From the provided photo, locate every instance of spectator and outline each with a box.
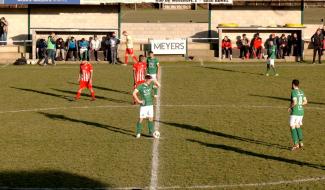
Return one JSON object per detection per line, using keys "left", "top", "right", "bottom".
{"left": 79, "top": 38, "right": 89, "bottom": 61}
{"left": 44, "top": 32, "right": 56, "bottom": 66}
{"left": 0, "top": 17, "right": 8, "bottom": 45}
{"left": 292, "top": 33, "right": 303, "bottom": 62}
{"left": 222, "top": 36, "right": 232, "bottom": 60}
{"left": 287, "top": 34, "right": 293, "bottom": 56}
{"left": 36, "top": 38, "right": 47, "bottom": 64}
{"left": 238, "top": 34, "right": 250, "bottom": 59}
{"left": 66, "top": 36, "right": 78, "bottom": 61}
{"left": 252, "top": 33, "right": 263, "bottom": 59}
{"left": 311, "top": 28, "right": 324, "bottom": 64}
{"left": 108, "top": 32, "right": 120, "bottom": 64}
{"left": 103, "top": 34, "right": 110, "bottom": 61}
{"left": 90, "top": 35, "right": 101, "bottom": 61}
{"left": 55, "top": 37, "right": 65, "bottom": 61}
{"left": 278, "top": 34, "right": 288, "bottom": 59}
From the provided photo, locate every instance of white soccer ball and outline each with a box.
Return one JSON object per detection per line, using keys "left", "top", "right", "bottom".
{"left": 153, "top": 131, "right": 160, "bottom": 139}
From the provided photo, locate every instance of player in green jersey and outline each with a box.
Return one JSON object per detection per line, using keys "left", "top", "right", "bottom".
{"left": 288, "top": 79, "right": 307, "bottom": 151}
{"left": 146, "top": 51, "right": 160, "bottom": 97}
{"left": 265, "top": 41, "right": 279, "bottom": 76}
{"left": 132, "top": 75, "right": 160, "bottom": 138}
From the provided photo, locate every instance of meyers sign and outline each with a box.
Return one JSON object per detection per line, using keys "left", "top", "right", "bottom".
{"left": 151, "top": 39, "right": 186, "bottom": 55}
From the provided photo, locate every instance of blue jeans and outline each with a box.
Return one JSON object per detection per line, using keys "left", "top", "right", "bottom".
{"left": 44, "top": 49, "right": 56, "bottom": 65}
{"left": 0, "top": 32, "right": 7, "bottom": 45}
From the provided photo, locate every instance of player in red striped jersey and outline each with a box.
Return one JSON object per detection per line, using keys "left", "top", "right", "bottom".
{"left": 132, "top": 55, "right": 147, "bottom": 104}
{"left": 75, "top": 60, "right": 96, "bottom": 101}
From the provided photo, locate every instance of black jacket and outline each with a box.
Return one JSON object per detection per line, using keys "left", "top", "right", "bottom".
{"left": 311, "top": 33, "right": 324, "bottom": 48}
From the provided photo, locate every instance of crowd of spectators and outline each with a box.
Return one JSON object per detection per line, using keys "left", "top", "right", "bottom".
{"left": 36, "top": 32, "right": 121, "bottom": 64}
{"left": 222, "top": 28, "right": 324, "bottom": 63}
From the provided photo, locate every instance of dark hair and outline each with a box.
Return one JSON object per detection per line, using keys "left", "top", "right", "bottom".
{"left": 139, "top": 54, "right": 144, "bottom": 60}
{"left": 145, "top": 75, "right": 152, "bottom": 80}
{"left": 149, "top": 51, "right": 154, "bottom": 54}
{"left": 292, "top": 79, "right": 299, "bottom": 87}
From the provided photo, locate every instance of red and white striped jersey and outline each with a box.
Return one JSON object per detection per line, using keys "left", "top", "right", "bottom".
{"left": 80, "top": 62, "right": 93, "bottom": 82}
{"left": 133, "top": 61, "right": 147, "bottom": 84}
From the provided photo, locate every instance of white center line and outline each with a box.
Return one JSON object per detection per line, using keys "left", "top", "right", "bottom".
{"left": 150, "top": 68, "right": 162, "bottom": 190}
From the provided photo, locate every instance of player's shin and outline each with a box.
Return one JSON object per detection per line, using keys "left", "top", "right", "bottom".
{"left": 290, "top": 127, "right": 299, "bottom": 145}
{"left": 125, "top": 55, "right": 128, "bottom": 64}
{"left": 136, "top": 121, "right": 143, "bottom": 135}
{"left": 148, "top": 120, "right": 155, "bottom": 135}
{"left": 296, "top": 126, "right": 303, "bottom": 141}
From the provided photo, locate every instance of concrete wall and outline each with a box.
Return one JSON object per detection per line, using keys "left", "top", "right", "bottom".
{"left": 211, "top": 7, "right": 302, "bottom": 28}
{"left": 121, "top": 23, "right": 209, "bottom": 42}
{"left": 30, "top": 6, "right": 118, "bottom": 30}
{"left": 0, "top": 9, "right": 28, "bottom": 41}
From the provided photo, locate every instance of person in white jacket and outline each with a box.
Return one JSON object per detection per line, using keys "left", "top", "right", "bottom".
{"left": 90, "top": 35, "right": 101, "bottom": 61}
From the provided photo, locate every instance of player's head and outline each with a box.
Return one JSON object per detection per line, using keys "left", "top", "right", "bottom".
{"left": 316, "top": 28, "right": 321, "bottom": 35}
{"left": 292, "top": 79, "right": 300, "bottom": 89}
{"left": 139, "top": 55, "right": 145, "bottom": 62}
{"left": 122, "top": 31, "right": 128, "bottom": 36}
{"left": 224, "top": 36, "right": 229, "bottom": 41}
{"left": 94, "top": 35, "right": 98, "bottom": 40}
{"left": 145, "top": 75, "right": 153, "bottom": 83}
{"left": 149, "top": 51, "right": 154, "bottom": 58}
{"left": 242, "top": 33, "right": 246, "bottom": 37}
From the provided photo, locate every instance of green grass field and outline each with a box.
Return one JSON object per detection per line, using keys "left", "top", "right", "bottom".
{"left": 0, "top": 63, "right": 325, "bottom": 189}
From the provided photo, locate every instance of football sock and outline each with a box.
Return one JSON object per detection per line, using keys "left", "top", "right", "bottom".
{"left": 148, "top": 121, "right": 154, "bottom": 135}
{"left": 136, "top": 122, "right": 143, "bottom": 134}
{"left": 296, "top": 127, "right": 303, "bottom": 141}
{"left": 291, "top": 128, "right": 299, "bottom": 145}
{"left": 90, "top": 88, "right": 95, "bottom": 98}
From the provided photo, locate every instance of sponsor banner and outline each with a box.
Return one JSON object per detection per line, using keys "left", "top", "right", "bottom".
{"left": 4, "top": 0, "right": 79, "bottom": 4}
{"left": 151, "top": 39, "right": 186, "bottom": 55}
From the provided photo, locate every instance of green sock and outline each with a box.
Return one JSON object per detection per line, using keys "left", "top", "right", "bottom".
{"left": 154, "top": 88, "right": 158, "bottom": 96}
{"left": 291, "top": 128, "right": 299, "bottom": 145}
{"left": 148, "top": 121, "right": 155, "bottom": 135}
{"left": 136, "top": 122, "right": 142, "bottom": 135}
{"left": 296, "top": 127, "right": 303, "bottom": 141}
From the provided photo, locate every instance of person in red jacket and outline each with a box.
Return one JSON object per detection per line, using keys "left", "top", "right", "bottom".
{"left": 252, "top": 33, "right": 263, "bottom": 59}
{"left": 222, "top": 36, "right": 232, "bottom": 60}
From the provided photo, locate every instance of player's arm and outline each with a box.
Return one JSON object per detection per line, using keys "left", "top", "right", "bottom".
{"left": 156, "top": 63, "right": 160, "bottom": 80}
{"left": 288, "top": 97, "right": 297, "bottom": 112}
{"left": 303, "top": 97, "right": 308, "bottom": 105}
{"left": 153, "top": 80, "right": 160, "bottom": 88}
{"left": 132, "top": 89, "right": 143, "bottom": 104}
{"left": 133, "top": 68, "right": 136, "bottom": 85}
{"left": 89, "top": 70, "right": 93, "bottom": 84}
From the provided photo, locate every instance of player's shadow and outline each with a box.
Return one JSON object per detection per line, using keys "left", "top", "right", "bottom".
{"left": 68, "top": 82, "right": 131, "bottom": 95}
{"left": 51, "top": 88, "right": 129, "bottom": 104}
{"left": 250, "top": 94, "right": 325, "bottom": 105}
{"left": 202, "top": 66, "right": 264, "bottom": 76}
{"left": 39, "top": 112, "right": 135, "bottom": 137}
{"left": 160, "top": 121, "right": 288, "bottom": 150}
{"left": 0, "top": 169, "right": 109, "bottom": 188}
{"left": 11, "top": 87, "right": 71, "bottom": 101}
{"left": 188, "top": 139, "right": 325, "bottom": 171}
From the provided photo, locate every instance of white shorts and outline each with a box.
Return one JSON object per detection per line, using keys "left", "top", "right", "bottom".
{"left": 149, "top": 74, "right": 157, "bottom": 81}
{"left": 267, "top": 59, "right": 275, "bottom": 66}
{"left": 289, "top": 115, "right": 303, "bottom": 127}
{"left": 140, "top": 105, "right": 154, "bottom": 119}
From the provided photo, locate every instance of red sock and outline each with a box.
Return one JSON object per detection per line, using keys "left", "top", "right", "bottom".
{"left": 125, "top": 56, "right": 128, "bottom": 64}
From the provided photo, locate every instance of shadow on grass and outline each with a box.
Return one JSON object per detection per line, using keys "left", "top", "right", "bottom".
{"left": 202, "top": 66, "right": 264, "bottom": 76}
{"left": 39, "top": 112, "right": 135, "bottom": 137}
{"left": 250, "top": 94, "right": 325, "bottom": 105}
{"left": 0, "top": 170, "right": 109, "bottom": 188}
{"left": 160, "top": 121, "right": 288, "bottom": 150}
{"left": 188, "top": 139, "right": 325, "bottom": 171}
{"left": 68, "top": 82, "right": 131, "bottom": 95}
{"left": 11, "top": 87, "right": 72, "bottom": 101}
{"left": 51, "top": 88, "right": 129, "bottom": 104}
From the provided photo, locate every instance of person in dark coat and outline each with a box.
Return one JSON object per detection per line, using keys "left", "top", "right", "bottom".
{"left": 311, "top": 28, "right": 324, "bottom": 64}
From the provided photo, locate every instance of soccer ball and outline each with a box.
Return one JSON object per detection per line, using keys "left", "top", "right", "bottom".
{"left": 153, "top": 131, "right": 160, "bottom": 139}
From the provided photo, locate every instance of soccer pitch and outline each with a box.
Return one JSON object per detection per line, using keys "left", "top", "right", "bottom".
{"left": 0, "top": 63, "right": 324, "bottom": 189}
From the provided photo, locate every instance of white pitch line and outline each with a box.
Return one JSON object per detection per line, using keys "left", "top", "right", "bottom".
{"left": 0, "top": 104, "right": 325, "bottom": 115}
{"left": 150, "top": 69, "right": 162, "bottom": 190}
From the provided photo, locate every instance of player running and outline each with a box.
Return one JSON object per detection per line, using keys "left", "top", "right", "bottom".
{"left": 288, "top": 79, "right": 307, "bottom": 151}
{"left": 122, "top": 31, "right": 138, "bottom": 65}
{"left": 146, "top": 51, "right": 160, "bottom": 97}
{"left": 265, "top": 41, "right": 279, "bottom": 76}
{"left": 75, "top": 60, "right": 96, "bottom": 101}
{"left": 132, "top": 75, "right": 160, "bottom": 138}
